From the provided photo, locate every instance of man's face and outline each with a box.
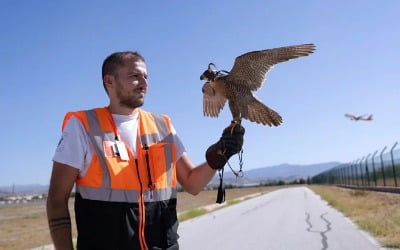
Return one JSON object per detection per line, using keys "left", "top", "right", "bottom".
{"left": 113, "top": 60, "right": 148, "bottom": 109}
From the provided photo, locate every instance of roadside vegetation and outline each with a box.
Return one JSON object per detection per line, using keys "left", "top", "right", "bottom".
{"left": 1, "top": 184, "right": 399, "bottom": 249}
{"left": 0, "top": 186, "right": 280, "bottom": 249}
{"left": 178, "top": 208, "right": 208, "bottom": 221}
{"left": 309, "top": 185, "right": 400, "bottom": 249}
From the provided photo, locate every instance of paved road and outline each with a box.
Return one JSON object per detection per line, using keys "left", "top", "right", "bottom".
{"left": 178, "top": 187, "right": 384, "bottom": 250}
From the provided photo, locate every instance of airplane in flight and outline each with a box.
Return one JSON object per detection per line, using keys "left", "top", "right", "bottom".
{"left": 345, "top": 113, "right": 373, "bottom": 121}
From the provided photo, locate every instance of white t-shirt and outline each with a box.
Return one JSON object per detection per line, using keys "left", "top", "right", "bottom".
{"left": 53, "top": 112, "right": 186, "bottom": 178}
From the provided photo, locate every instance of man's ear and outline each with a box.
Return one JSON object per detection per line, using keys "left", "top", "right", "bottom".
{"left": 103, "top": 75, "right": 114, "bottom": 91}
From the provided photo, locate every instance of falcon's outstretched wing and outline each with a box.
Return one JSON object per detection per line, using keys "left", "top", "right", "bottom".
{"left": 227, "top": 44, "right": 315, "bottom": 91}
{"left": 202, "top": 82, "right": 227, "bottom": 117}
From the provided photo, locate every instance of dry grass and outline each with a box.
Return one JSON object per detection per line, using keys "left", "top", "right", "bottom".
{"left": 354, "top": 178, "right": 399, "bottom": 187}
{"left": 0, "top": 186, "right": 278, "bottom": 249}
{"left": 0, "top": 200, "right": 77, "bottom": 250}
{"left": 1, "top": 185, "right": 399, "bottom": 249}
{"left": 310, "top": 185, "right": 400, "bottom": 249}
{"left": 178, "top": 208, "right": 208, "bottom": 221}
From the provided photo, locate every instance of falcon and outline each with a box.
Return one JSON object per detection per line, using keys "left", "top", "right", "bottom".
{"left": 200, "top": 43, "right": 316, "bottom": 128}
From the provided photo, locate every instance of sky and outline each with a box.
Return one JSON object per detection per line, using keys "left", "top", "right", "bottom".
{"left": 1, "top": 1, "right": 399, "bottom": 186}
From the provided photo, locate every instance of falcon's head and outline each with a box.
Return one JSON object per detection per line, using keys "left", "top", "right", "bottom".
{"left": 200, "top": 63, "right": 218, "bottom": 81}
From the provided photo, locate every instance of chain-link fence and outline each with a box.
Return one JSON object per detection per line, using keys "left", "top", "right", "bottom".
{"left": 311, "top": 142, "right": 400, "bottom": 188}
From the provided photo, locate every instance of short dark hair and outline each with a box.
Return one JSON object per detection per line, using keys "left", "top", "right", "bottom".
{"left": 101, "top": 51, "right": 145, "bottom": 93}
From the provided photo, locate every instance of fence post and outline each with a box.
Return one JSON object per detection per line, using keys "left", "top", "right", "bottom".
{"left": 346, "top": 163, "right": 351, "bottom": 185}
{"left": 355, "top": 158, "right": 360, "bottom": 186}
{"left": 365, "top": 153, "right": 371, "bottom": 186}
{"left": 359, "top": 156, "right": 365, "bottom": 186}
{"left": 332, "top": 168, "right": 336, "bottom": 184}
{"left": 349, "top": 161, "right": 353, "bottom": 185}
{"left": 353, "top": 159, "right": 358, "bottom": 186}
{"left": 390, "top": 142, "right": 398, "bottom": 187}
{"left": 340, "top": 167, "right": 345, "bottom": 185}
{"left": 380, "top": 146, "right": 387, "bottom": 187}
{"left": 371, "top": 150, "right": 378, "bottom": 187}
{"left": 351, "top": 160, "right": 356, "bottom": 186}
{"left": 336, "top": 167, "right": 340, "bottom": 184}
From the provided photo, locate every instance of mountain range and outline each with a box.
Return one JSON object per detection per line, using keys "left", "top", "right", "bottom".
{"left": 0, "top": 161, "right": 341, "bottom": 195}
{"left": 210, "top": 161, "right": 341, "bottom": 185}
{"left": 0, "top": 184, "right": 49, "bottom": 195}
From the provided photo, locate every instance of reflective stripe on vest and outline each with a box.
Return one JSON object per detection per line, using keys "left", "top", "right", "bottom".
{"left": 67, "top": 107, "right": 177, "bottom": 203}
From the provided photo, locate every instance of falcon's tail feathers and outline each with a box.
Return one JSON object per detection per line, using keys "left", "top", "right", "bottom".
{"left": 243, "top": 98, "right": 282, "bottom": 126}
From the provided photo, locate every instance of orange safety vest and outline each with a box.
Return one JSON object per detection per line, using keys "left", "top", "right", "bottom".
{"left": 62, "top": 107, "right": 179, "bottom": 250}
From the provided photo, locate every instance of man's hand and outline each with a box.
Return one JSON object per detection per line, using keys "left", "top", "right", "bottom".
{"left": 206, "top": 123, "right": 245, "bottom": 170}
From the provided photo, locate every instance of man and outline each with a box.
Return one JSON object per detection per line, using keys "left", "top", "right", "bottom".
{"left": 47, "top": 51, "right": 244, "bottom": 250}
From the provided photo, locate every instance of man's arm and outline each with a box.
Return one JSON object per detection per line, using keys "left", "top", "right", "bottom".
{"left": 46, "top": 162, "right": 79, "bottom": 250}
{"left": 176, "top": 154, "right": 216, "bottom": 195}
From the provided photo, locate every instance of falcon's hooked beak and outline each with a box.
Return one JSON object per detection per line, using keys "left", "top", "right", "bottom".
{"left": 200, "top": 63, "right": 217, "bottom": 81}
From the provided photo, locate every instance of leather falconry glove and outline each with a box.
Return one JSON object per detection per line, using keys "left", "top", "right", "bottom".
{"left": 206, "top": 122, "right": 245, "bottom": 170}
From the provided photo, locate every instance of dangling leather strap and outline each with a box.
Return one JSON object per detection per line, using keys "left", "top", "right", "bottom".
{"left": 216, "top": 168, "right": 225, "bottom": 204}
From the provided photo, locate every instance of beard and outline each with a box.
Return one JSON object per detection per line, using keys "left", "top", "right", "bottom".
{"left": 119, "top": 95, "right": 144, "bottom": 109}
{"left": 116, "top": 84, "right": 145, "bottom": 109}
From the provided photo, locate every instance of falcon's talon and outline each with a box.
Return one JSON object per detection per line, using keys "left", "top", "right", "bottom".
{"left": 228, "top": 119, "right": 241, "bottom": 134}
{"left": 230, "top": 125, "right": 235, "bottom": 135}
